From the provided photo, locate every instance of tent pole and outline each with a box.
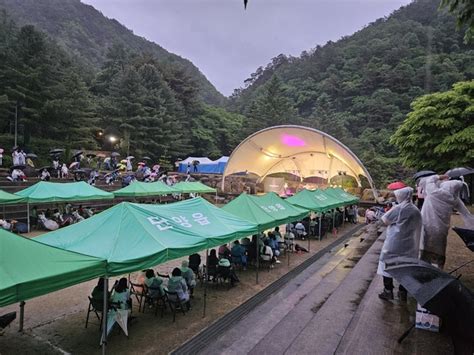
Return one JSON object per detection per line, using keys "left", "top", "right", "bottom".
{"left": 332, "top": 210, "right": 335, "bottom": 232}
{"left": 3, "top": 204, "right": 5, "bottom": 219}
{"left": 203, "top": 249, "right": 208, "bottom": 318}
{"left": 307, "top": 229, "right": 310, "bottom": 252}
{"left": 343, "top": 208, "right": 345, "bottom": 227}
{"left": 18, "top": 301, "right": 25, "bottom": 332}
{"left": 287, "top": 235, "right": 290, "bottom": 267}
{"left": 256, "top": 234, "right": 259, "bottom": 285}
{"left": 101, "top": 277, "right": 109, "bottom": 355}
{"left": 319, "top": 216, "right": 322, "bottom": 242}
{"left": 27, "top": 202, "right": 30, "bottom": 233}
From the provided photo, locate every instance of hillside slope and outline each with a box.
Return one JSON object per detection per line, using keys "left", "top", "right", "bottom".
{"left": 229, "top": 0, "right": 473, "bottom": 184}
{"left": 0, "top": 0, "right": 225, "bottom": 105}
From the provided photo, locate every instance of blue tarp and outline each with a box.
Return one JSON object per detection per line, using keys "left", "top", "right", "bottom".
{"left": 178, "top": 157, "right": 228, "bottom": 174}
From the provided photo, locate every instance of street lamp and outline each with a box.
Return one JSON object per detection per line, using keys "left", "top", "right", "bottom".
{"left": 108, "top": 136, "right": 117, "bottom": 143}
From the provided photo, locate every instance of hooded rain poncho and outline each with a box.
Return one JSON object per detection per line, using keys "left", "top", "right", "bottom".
{"left": 377, "top": 187, "right": 422, "bottom": 277}
{"left": 420, "top": 176, "right": 474, "bottom": 258}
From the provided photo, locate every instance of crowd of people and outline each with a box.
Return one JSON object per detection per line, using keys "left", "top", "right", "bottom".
{"left": 377, "top": 174, "right": 474, "bottom": 301}
{"left": 2, "top": 146, "right": 190, "bottom": 187}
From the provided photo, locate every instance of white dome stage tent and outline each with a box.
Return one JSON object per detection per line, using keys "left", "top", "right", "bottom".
{"left": 221, "top": 125, "right": 376, "bottom": 192}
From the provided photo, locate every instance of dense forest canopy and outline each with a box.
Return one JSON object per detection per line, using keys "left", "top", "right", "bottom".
{"left": 0, "top": 10, "right": 243, "bottom": 165}
{"left": 228, "top": 0, "right": 473, "bottom": 185}
{"left": 0, "top": 0, "right": 472, "bottom": 187}
{"left": 0, "top": 0, "right": 225, "bottom": 106}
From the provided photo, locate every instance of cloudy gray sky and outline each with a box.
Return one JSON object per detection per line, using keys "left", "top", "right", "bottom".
{"left": 82, "top": 0, "right": 412, "bottom": 96}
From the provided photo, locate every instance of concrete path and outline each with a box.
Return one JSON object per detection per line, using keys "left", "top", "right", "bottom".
{"left": 190, "top": 224, "right": 453, "bottom": 355}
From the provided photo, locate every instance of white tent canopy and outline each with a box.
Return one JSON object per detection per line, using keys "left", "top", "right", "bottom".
{"left": 222, "top": 125, "right": 375, "bottom": 189}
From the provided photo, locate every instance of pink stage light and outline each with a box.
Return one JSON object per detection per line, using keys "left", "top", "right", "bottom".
{"left": 281, "top": 134, "right": 306, "bottom": 147}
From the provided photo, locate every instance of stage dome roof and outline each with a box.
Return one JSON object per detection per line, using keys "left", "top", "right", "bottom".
{"left": 222, "top": 125, "right": 375, "bottom": 190}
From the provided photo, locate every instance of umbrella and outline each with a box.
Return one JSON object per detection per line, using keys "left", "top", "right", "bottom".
{"left": 385, "top": 257, "right": 474, "bottom": 347}
{"left": 96, "top": 153, "right": 106, "bottom": 158}
{"left": 49, "top": 148, "right": 64, "bottom": 154}
{"left": 86, "top": 153, "right": 96, "bottom": 158}
{"left": 387, "top": 181, "right": 406, "bottom": 190}
{"left": 73, "top": 150, "right": 83, "bottom": 157}
{"left": 69, "top": 162, "right": 79, "bottom": 169}
{"left": 11, "top": 146, "right": 19, "bottom": 152}
{"left": 137, "top": 162, "right": 145, "bottom": 166}
{"left": 453, "top": 227, "right": 474, "bottom": 252}
{"left": 152, "top": 164, "right": 160, "bottom": 171}
{"left": 120, "top": 159, "right": 128, "bottom": 164}
{"left": 446, "top": 167, "right": 474, "bottom": 179}
{"left": 142, "top": 156, "right": 151, "bottom": 161}
{"left": 72, "top": 169, "right": 86, "bottom": 174}
{"left": 0, "top": 148, "right": 3, "bottom": 154}
{"left": 26, "top": 153, "right": 38, "bottom": 159}
{"left": 413, "top": 170, "right": 436, "bottom": 181}
{"left": 111, "top": 152, "right": 120, "bottom": 157}
{"left": 126, "top": 156, "right": 135, "bottom": 160}
{"left": 37, "top": 166, "right": 52, "bottom": 172}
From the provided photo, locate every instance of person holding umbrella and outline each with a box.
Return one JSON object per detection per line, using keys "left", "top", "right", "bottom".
{"left": 420, "top": 174, "right": 474, "bottom": 269}
{"left": 378, "top": 186, "right": 422, "bottom": 302}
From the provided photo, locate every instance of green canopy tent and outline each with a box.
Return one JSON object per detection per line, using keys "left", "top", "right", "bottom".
{"left": 0, "top": 189, "right": 25, "bottom": 204}
{"left": 324, "top": 187, "right": 359, "bottom": 205}
{"left": 114, "top": 181, "right": 180, "bottom": 198}
{"left": 222, "top": 193, "right": 281, "bottom": 232}
{"left": 38, "top": 197, "right": 257, "bottom": 276}
{"left": 0, "top": 229, "right": 106, "bottom": 330}
{"left": 0, "top": 189, "right": 26, "bottom": 220}
{"left": 173, "top": 181, "right": 217, "bottom": 194}
{"left": 15, "top": 181, "right": 114, "bottom": 203}
{"left": 287, "top": 189, "right": 336, "bottom": 212}
{"left": 287, "top": 189, "right": 343, "bottom": 240}
{"left": 38, "top": 197, "right": 257, "bottom": 341}
{"left": 15, "top": 181, "right": 114, "bottom": 231}
{"left": 222, "top": 193, "right": 309, "bottom": 281}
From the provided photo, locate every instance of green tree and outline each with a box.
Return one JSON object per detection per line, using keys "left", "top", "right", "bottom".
{"left": 440, "top": 0, "right": 474, "bottom": 42}
{"left": 245, "top": 75, "right": 297, "bottom": 134}
{"left": 391, "top": 80, "right": 474, "bottom": 171}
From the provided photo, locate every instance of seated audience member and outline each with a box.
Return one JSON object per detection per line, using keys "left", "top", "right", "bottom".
{"left": 110, "top": 278, "right": 131, "bottom": 311}
{"left": 144, "top": 269, "right": 165, "bottom": 300}
{"left": 295, "top": 221, "right": 307, "bottom": 239}
{"left": 231, "top": 240, "right": 248, "bottom": 269}
{"left": 217, "top": 257, "right": 240, "bottom": 286}
{"left": 285, "top": 228, "right": 295, "bottom": 251}
{"left": 207, "top": 249, "right": 219, "bottom": 280}
{"left": 167, "top": 268, "right": 191, "bottom": 309}
{"left": 180, "top": 261, "right": 197, "bottom": 296}
{"left": 218, "top": 244, "right": 231, "bottom": 259}
{"left": 268, "top": 233, "right": 281, "bottom": 262}
{"left": 188, "top": 253, "right": 201, "bottom": 274}
{"left": 261, "top": 240, "right": 276, "bottom": 268}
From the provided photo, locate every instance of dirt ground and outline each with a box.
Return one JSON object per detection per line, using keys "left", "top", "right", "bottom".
{"left": 0, "top": 223, "right": 359, "bottom": 355}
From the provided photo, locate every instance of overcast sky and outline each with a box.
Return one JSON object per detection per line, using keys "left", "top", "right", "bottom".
{"left": 82, "top": 0, "right": 412, "bottom": 96}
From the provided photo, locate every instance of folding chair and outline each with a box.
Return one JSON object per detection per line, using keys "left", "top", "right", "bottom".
{"left": 143, "top": 285, "right": 167, "bottom": 318}
{"left": 164, "top": 290, "right": 187, "bottom": 322}
{"left": 129, "top": 282, "right": 146, "bottom": 312}
{"left": 85, "top": 296, "right": 104, "bottom": 329}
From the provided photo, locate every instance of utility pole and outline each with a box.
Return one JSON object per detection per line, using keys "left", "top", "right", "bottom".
{"left": 14, "top": 102, "right": 18, "bottom": 147}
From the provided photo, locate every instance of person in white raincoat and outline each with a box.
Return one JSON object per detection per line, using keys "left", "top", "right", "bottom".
{"left": 420, "top": 175, "right": 474, "bottom": 269}
{"left": 378, "top": 187, "right": 422, "bottom": 301}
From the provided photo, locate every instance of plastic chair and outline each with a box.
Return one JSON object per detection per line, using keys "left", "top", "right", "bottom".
{"left": 129, "top": 282, "right": 146, "bottom": 312}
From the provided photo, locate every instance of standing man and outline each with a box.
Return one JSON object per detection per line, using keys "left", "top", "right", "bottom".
{"left": 378, "top": 187, "right": 422, "bottom": 302}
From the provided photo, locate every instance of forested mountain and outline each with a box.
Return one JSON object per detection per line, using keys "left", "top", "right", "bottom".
{"left": 0, "top": 10, "right": 243, "bottom": 164}
{"left": 0, "top": 0, "right": 225, "bottom": 106}
{"left": 228, "top": 0, "right": 473, "bottom": 184}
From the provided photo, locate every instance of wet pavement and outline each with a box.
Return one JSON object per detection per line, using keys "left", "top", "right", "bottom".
{"left": 194, "top": 224, "right": 455, "bottom": 355}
